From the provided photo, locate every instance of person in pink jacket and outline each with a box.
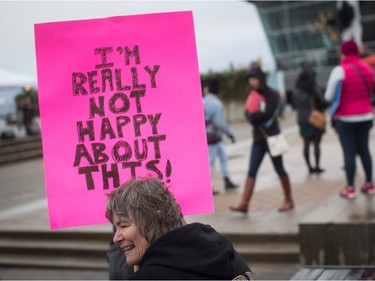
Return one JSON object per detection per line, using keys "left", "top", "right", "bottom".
{"left": 325, "top": 39, "right": 375, "bottom": 198}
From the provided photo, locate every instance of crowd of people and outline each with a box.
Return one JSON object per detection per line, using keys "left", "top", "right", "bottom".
{"left": 292, "top": 38, "right": 374, "bottom": 199}
{"left": 105, "top": 38, "right": 374, "bottom": 280}
{"left": 203, "top": 38, "right": 374, "bottom": 206}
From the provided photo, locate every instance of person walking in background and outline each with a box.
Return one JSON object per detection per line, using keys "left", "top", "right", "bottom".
{"left": 16, "top": 85, "right": 40, "bottom": 136}
{"left": 230, "top": 65, "right": 294, "bottom": 214}
{"left": 325, "top": 39, "right": 375, "bottom": 198}
{"left": 203, "top": 79, "right": 238, "bottom": 194}
{"left": 22, "top": 95, "right": 36, "bottom": 136}
{"left": 106, "top": 177, "right": 253, "bottom": 280}
{"left": 293, "top": 62, "right": 328, "bottom": 174}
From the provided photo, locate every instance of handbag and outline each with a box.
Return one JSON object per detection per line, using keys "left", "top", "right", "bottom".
{"left": 205, "top": 112, "right": 222, "bottom": 144}
{"left": 258, "top": 126, "right": 289, "bottom": 157}
{"left": 309, "top": 110, "right": 326, "bottom": 129}
{"left": 206, "top": 132, "right": 222, "bottom": 144}
{"left": 308, "top": 97, "right": 326, "bottom": 129}
{"left": 267, "top": 134, "right": 289, "bottom": 157}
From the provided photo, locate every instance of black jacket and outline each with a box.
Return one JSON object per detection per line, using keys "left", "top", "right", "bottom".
{"left": 294, "top": 70, "right": 328, "bottom": 124}
{"left": 131, "top": 223, "right": 252, "bottom": 280}
{"left": 245, "top": 86, "right": 280, "bottom": 142}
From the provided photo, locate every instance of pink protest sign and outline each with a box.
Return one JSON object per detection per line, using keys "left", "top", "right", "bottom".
{"left": 34, "top": 11, "right": 214, "bottom": 229}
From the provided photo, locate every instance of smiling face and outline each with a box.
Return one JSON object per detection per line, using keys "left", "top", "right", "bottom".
{"left": 112, "top": 213, "right": 149, "bottom": 266}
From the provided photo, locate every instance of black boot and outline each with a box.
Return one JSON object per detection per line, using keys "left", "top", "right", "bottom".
{"left": 224, "top": 177, "right": 238, "bottom": 190}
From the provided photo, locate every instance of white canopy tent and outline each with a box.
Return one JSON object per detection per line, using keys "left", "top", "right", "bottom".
{"left": 0, "top": 67, "right": 36, "bottom": 89}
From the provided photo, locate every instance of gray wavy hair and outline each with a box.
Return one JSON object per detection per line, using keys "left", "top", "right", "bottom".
{"left": 106, "top": 177, "right": 186, "bottom": 245}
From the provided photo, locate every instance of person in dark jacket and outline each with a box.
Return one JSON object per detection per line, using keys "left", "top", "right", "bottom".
{"left": 106, "top": 177, "right": 253, "bottom": 280}
{"left": 230, "top": 65, "right": 294, "bottom": 214}
{"left": 293, "top": 62, "right": 328, "bottom": 174}
{"left": 22, "top": 95, "right": 37, "bottom": 135}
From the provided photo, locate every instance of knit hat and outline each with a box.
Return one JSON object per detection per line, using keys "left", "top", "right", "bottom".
{"left": 340, "top": 39, "right": 359, "bottom": 55}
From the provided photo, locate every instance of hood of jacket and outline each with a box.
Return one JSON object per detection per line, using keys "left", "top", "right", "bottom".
{"left": 246, "top": 65, "right": 267, "bottom": 86}
{"left": 132, "top": 223, "right": 251, "bottom": 280}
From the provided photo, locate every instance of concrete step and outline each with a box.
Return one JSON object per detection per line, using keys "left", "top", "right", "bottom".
{"left": 226, "top": 233, "right": 299, "bottom": 244}
{"left": 0, "top": 266, "right": 108, "bottom": 280}
{"left": 0, "top": 138, "right": 41, "bottom": 151}
{"left": 0, "top": 240, "right": 107, "bottom": 255}
{"left": 0, "top": 229, "right": 109, "bottom": 270}
{"left": 0, "top": 141, "right": 42, "bottom": 156}
{"left": 0, "top": 135, "right": 42, "bottom": 148}
{"left": 250, "top": 262, "right": 301, "bottom": 280}
{"left": 0, "top": 135, "right": 42, "bottom": 165}
{"left": 0, "top": 148, "right": 43, "bottom": 165}
{"left": 235, "top": 242, "right": 300, "bottom": 263}
{"left": 0, "top": 229, "right": 300, "bottom": 269}
{"left": 227, "top": 233, "right": 300, "bottom": 263}
{"left": 0, "top": 229, "right": 112, "bottom": 240}
{"left": 0, "top": 230, "right": 110, "bottom": 270}
{"left": 0, "top": 254, "right": 108, "bottom": 269}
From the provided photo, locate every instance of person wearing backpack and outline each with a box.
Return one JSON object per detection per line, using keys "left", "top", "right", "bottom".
{"left": 203, "top": 79, "right": 238, "bottom": 195}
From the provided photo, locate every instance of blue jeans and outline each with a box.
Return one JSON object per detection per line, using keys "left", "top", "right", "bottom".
{"left": 208, "top": 141, "right": 229, "bottom": 178}
{"left": 334, "top": 120, "right": 373, "bottom": 186}
{"left": 248, "top": 139, "right": 288, "bottom": 178}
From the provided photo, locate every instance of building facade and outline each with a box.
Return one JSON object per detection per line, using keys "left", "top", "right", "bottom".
{"left": 252, "top": 1, "right": 375, "bottom": 91}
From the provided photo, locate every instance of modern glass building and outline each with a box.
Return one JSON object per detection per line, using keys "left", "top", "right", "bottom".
{"left": 251, "top": 1, "right": 375, "bottom": 91}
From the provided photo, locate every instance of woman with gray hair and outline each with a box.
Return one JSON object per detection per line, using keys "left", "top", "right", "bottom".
{"left": 106, "top": 177, "right": 252, "bottom": 280}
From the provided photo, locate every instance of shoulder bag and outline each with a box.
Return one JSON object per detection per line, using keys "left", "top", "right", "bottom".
{"left": 308, "top": 96, "right": 326, "bottom": 129}
{"left": 258, "top": 126, "right": 289, "bottom": 157}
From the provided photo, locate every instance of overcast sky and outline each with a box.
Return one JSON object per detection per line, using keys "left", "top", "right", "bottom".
{"left": 0, "top": 0, "right": 275, "bottom": 78}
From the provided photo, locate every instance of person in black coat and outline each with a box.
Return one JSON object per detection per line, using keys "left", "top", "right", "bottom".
{"left": 230, "top": 65, "right": 294, "bottom": 214}
{"left": 22, "top": 95, "right": 36, "bottom": 135}
{"left": 106, "top": 177, "right": 253, "bottom": 280}
{"left": 293, "top": 62, "right": 328, "bottom": 174}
